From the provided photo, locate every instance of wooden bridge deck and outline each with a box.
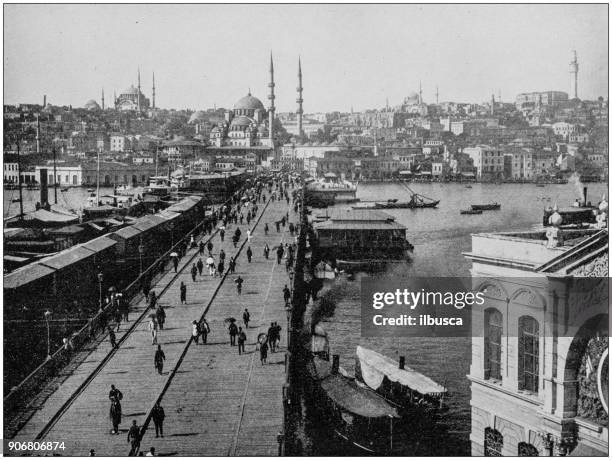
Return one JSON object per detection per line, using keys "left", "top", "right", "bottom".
{"left": 10, "top": 197, "right": 295, "bottom": 457}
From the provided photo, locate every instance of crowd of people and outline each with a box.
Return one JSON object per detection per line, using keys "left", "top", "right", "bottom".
{"left": 103, "top": 174, "right": 302, "bottom": 456}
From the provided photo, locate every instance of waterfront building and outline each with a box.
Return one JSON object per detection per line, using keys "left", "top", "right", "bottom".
{"left": 34, "top": 161, "right": 156, "bottom": 186}
{"left": 463, "top": 145, "right": 504, "bottom": 180}
{"left": 162, "top": 139, "right": 207, "bottom": 164}
{"left": 465, "top": 224, "right": 608, "bottom": 456}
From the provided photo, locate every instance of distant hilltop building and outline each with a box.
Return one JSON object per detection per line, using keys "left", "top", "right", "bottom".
{"left": 515, "top": 91, "right": 569, "bottom": 109}
{"left": 114, "top": 69, "right": 153, "bottom": 112}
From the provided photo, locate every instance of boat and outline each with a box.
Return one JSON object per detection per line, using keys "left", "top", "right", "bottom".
{"left": 305, "top": 331, "right": 448, "bottom": 454}
{"left": 304, "top": 173, "right": 358, "bottom": 207}
{"left": 460, "top": 209, "right": 482, "bottom": 215}
{"left": 373, "top": 198, "right": 440, "bottom": 209}
{"left": 471, "top": 202, "right": 501, "bottom": 211}
{"left": 465, "top": 185, "right": 472, "bottom": 189}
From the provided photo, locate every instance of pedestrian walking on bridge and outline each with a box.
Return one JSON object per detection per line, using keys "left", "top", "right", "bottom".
{"left": 156, "top": 305, "right": 166, "bottom": 330}
{"left": 246, "top": 246, "right": 253, "bottom": 263}
{"left": 191, "top": 263, "right": 198, "bottom": 282}
{"left": 276, "top": 245, "right": 284, "bottom": 264}
{"left": 263, "top": 243, "right": 270, "bottom": 259}
{"left": 110, "top": 396, "right": 122, "bottom": 435}
{"left": 237, "top": 327, "right": 246, "bottom": 355}
{"left": 154, "top": 345, "right": 165, "bottom": 375}
{"left": 149, "top": 318, "right": 158, "bottom": 345}
{"left": 108, "top": 327, "right": 117, "bottom": 349}
{"left": 229, "top": 257, "right": 236, "bottom": 274}
{"left": 220, "top": 228, "right": 225, "bottom": 242}
{"left": 197, "top": 258, "right": 204, "bottom": 276}
{"left": 199, "top": 241, "right": 205, "bottom": 256}
{"left": 127, "top": 420, "right": 141, "bottom": 455}
{"left": 228, "top": 321, "right": 238, "bottom": 346}
{"left": 243, "top": 308, "right": 250, "bottom": 328}
{"left": 180, "top": 281, "right": 187, "bottom": 305}
{"left": 264, "top": 223, "right": 269, "bottom": 235}
{"left": 235, "top": 276, "right": 244, "bottom": 295}
{"left": 199, "top": 317, "right": 210, "bottom": 344}
{"left": 283, "top": 285, "right": 291, "bottom": 305}
{"left": 152, "top": 403, "right": 165, "bottom": 438}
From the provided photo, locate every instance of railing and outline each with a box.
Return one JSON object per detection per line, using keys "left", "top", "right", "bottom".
{"left": 3, "top": 197, "right": 231, "bottom": 419}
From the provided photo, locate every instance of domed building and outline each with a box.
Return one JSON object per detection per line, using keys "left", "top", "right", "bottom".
{"left": 84, "top": 99, "right": 101, "bottom": 111}
{"left": 114, "top": 69, "right": 153, "bottom": 113}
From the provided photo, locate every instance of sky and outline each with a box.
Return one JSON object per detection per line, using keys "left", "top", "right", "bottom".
{"left": 3, "top": 4, "right": 609, "bottom": 112}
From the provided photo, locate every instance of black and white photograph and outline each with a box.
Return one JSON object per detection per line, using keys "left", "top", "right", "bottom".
{"left": 2, "top": 2, "right": 609, "bottom": 457}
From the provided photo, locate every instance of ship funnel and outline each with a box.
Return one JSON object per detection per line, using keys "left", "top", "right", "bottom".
{"left": 399, "top": 356, "right": 406, "bottom": 370}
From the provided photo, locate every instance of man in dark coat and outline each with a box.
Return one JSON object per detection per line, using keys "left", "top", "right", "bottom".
{"left": 127, "top": 420, "right": 141, "bottom": 455}
{"left": 197, "top": 258, "right": 204, "bottom": 276}
{"left": 156, "top": 305, "right": 166, "bottom": 330}
{"left": 228, "top": 321, "right": 238, "bottom": 346}
{"left": 154, "top": 345, "right": 165, "bottom": 375}
{"left": 246, "top": 246, "right": 253, "bottom": 263}
{"left": 237, "top": 327, "right": 246, "bottom": 355}
{"left": 151, "top": 402, "right": 165, "bottom": 438}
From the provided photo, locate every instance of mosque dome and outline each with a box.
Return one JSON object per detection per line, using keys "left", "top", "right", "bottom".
{"left": 122, "top": 85, "right": 139, "bottom": 96}
{"left": 404, "top": 92, "right": 420, "bottom": 105}
{"left": 230, "top": 115, "right": 254, "bottom": 127}
{"left": 188, "top": 110, "right": 207, "bottom": 124}
{"left": 233, "top": 93, "right": 265, "bottom": 111}
{"left": 84, "top": 99, "right": 101, "bottom": 111}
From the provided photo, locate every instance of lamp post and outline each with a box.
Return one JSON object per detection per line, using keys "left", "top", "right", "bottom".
{"left": 44, "top": 310, "right": 52, "bottom": 359}
{"left": 97, "top": 272, "right": 104, "bottom": 309}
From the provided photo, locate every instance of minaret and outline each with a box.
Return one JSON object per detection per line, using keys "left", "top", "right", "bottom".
{"left": 36, "top": 113, "right": 40, "bottom": 154}
{"left": 137, "top": 67, "right": 142, "bottom": 112}
{"left": 268, "top": 52, "right": 276, "bottom": 145}
{"left": 101, "top": 89, "right": 105, "bottom": 110}
{"left": 296, "top": 57, "right": 303, "bottom": 137}
{"left": 113, "top": 90, "right": 117, "bottom": 109}
{"left": 570, "top": 50, "right": 579, "bottom": 99}
{"left": 152, "top": 72, "right": 156, "bottom": 109}
{"left": 435, "top": 86, "right": 439, "bottom": 105}
{"left": 490, "top": 93, "right": 495, "bottom": 115}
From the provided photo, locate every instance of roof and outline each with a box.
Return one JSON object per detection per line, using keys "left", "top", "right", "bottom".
{"left": 24, "top": 209, "right": 79, "bottom": 224}
{"left": 39, "top": 245, "right": 96, "bottom": 270}
{"left": 233, "top": 94, "right": 265, "bottom": 111}
{"left": 320, "top": 373, "right": 399, "bottom": 419}
{"left": 326, "top": 209, "right": 397, "bottom": 222}
{"left": 46, "top": 225, "right": 85, "bottom": 235}
{"left": 81, "top": 235, "right": 117, "bottom": 253}
{"left": 166, "top": 199, "right": 198, "bottom": 213}
{"left": 111, "top": 225, "right": 144, "bottom": 241}
{"left": 157, "top": 210, "right": 181, "bottom": 221}
{"left": 356, "top": 346, "right": 447, "bottom": 396}
{"left": 314, "top": 221, "right": 407, "bottom": 231}
{"left": 4, "top": 263, "right": 56, "bottom": 290}
{"left": 230, "top": 115, "right": 254, "bottom": 127}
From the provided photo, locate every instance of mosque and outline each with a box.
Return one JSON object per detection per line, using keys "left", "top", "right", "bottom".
{"left": 208, "top": 54, "right": 277, "bottom": 150}
{"left": 82, "top": 69, "right": 156, "bottom": 113}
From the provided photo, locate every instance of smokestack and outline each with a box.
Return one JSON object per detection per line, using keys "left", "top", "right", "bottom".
{"left": 399, "top": 356, "right": 405, "bottom": 370}
{"left": 583, "top": 187, "right": 588, "bottom": 207}
{"left": 40, "top": 168, "right": 48, "bottom": 206}
{"left": 43, "top": 95, "right": 47, "bottom": 107}
{"left": 332, "top": 354, "right": 340, "bottom": 374}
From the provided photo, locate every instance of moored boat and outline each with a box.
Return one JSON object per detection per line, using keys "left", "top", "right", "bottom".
{"left": 460, "top": 209, "right": 482, "bottom": 215}
{"left": 471, "top": 202, "right": 501, "bottom": 211}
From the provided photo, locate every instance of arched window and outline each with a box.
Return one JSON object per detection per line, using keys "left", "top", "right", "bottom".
{"left": 484, "top": 428, "right": 503, "bottom": 456}
{"left": 518, "top": 442, "right": 538, "bottom": 456}
{"left": 484, "top": 308, "right": 503, "bottom": 380}
{"left": 518, "top": 316, "right": 539, "bottom": 393}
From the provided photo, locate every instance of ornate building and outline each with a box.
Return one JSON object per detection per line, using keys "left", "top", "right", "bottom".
{"left": 206, "top": 54, "right": 277, "bottom": 165}
{"left": 114, "top": 69, "right": 152, "bottom": 112}
{"left": 465, "top": 219, "right": 609, "bottom": 456}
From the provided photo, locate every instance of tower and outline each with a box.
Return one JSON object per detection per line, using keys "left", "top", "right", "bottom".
{"left": 419, "top": 80, "right": 423, "bottom": 105}
{"left": 296, "top": 57, "right": 303, "bottom": 137}
{"left": 36, "top": 113, "right": 40, "bottom": 154}
{"left": 137, "top": 67, "right": 142, "bottom": 112}
{"left": 570, "top": 50, "right": 579, "bottom": 99}
{"left": 101, "top": 89, "right": 105, "bottom": 110}
{"left": 435, "top": 86, "right": 439, "bottom": 105}
{"left": 268, "top": 52, "right": 276, "bottom": 145}
{"left": 490, "top": 93, "right": 495, "bottom": 115}
{"left": 152, "top": 72, "right": 156, "bottom": 109}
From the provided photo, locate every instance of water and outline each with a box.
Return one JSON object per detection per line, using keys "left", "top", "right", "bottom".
{"left": 3, "top": 186, "right": 143, "bottom": 217}
{"left": 299, "top": 181, "right": 607, "bottom": 455}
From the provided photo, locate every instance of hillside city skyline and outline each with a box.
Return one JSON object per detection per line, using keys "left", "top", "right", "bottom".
{"left": 3, "top": 4, "right": 608, "bottom": 111}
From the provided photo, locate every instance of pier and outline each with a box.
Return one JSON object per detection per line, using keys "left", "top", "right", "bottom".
{"left": 8, "top": 196, "right": 296, "bottom": 456}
